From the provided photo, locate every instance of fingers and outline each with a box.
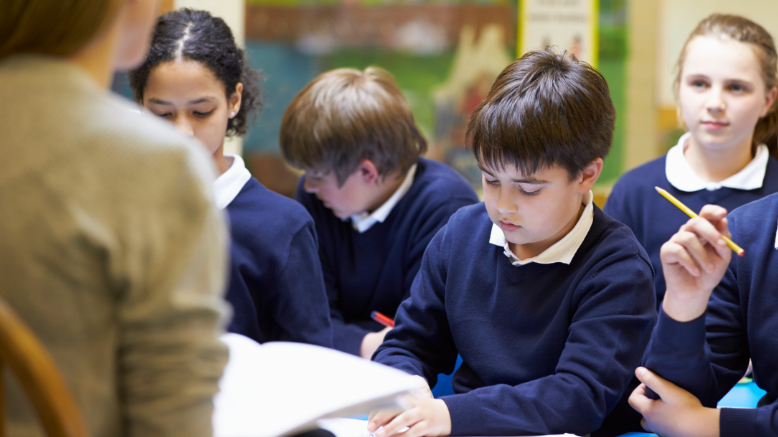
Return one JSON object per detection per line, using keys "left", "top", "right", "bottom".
{"left": 674, "top": 230, "right": 717, "bottom": 273}
{"left": 640, "top": 418, "right": 652, "bottom": 433}
{"left": 368, "top": 409, "right": 402, "bottom": 432}
{"left": 376, "top": 408, "right": 421, "bottom": 437}
{"left": 628, "top": 381, "right": 653, "bottom": 414}
{"left": 635, "top": 367, "right": 669, "bottom": 399}
{"left": 661, "top": 238, "right": 704, "bottom": 276}
{"left": 679, "top": 217, "right": 727, "bottom": 252}
{"left": 698, "top": 205, "right": 731, "bottom": 238}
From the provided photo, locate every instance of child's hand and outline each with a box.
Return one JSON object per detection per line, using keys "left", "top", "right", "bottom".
{"left": 360, "top": 327, "right": 392, "bottom": 359}
{"left": 660, "top": 205, "right": 732, "bottom": 322}
{"left": 629, "top": 367, "right": 720, "bottom": 437}
{"left": 367, "top": 395, "right": 451, "bottom": 437}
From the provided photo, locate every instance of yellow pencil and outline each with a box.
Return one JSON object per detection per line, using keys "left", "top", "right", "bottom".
{"left": 654, "top": 186, "right": 745, "bottom": 257}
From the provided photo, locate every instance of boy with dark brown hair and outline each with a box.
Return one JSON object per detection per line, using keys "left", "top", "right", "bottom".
{"left": 280, "top": 67, "right": 479, "bottom": 358}
{"left": 369, "top": 49, "right": 657, "bottom": 436}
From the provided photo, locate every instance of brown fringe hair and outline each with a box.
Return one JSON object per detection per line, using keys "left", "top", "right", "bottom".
{"left": 280, "top": 67, "right": 427, "bottom": 186}
{"left": 468, "top": 48, "right": 615, "bottom": 180}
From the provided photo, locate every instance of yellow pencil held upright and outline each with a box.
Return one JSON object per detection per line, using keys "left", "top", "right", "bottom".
{"left": 654, "top": 186, "right": 745, "bottom": 257}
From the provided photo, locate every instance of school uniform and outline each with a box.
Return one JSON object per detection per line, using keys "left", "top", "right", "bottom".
{"left": 643, "top": 192, "right": 778, "bottom": 437}
{"left": 605, "top": 132, "right": 778, "bottom": 306}
{"left": 220, "top": 154, "right": 332, "bottom": 347}
{"left": 296, "top": 158, "right": 479, "bottom": 355}
{"left": 373, "top": 193, "right": 657, "bottom": 436}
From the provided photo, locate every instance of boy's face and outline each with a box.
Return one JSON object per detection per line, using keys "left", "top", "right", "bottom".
{"left": 302, "top": 168, "right": 374, "bottom": 219}
{"left": 481, "top": 161, "right": 600, "bottom": 259}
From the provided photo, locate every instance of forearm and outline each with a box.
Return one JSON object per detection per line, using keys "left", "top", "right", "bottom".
{"left": 643, "top": 309, "right": 716, "bottom": 405}
{"left": 441, "top": 376, "right": 607, "bottom": 436}
{"left": 720, "top": 402, "right": 778, "bottom": 437}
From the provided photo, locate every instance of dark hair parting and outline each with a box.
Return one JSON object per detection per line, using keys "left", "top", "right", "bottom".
{"left": 128, "top": 8, "right": 261, "bottom": 137}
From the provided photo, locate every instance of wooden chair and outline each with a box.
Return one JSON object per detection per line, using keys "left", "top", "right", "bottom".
{"left": 0, "top": 297, "right": 90, "bottom": 437}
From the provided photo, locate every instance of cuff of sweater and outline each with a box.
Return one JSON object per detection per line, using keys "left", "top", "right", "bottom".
{"left": 331, "top": 323, "right": 371, "bottom": 356}
{"left": 653, "top": 307, "right": 706, "bottom": 353}
{"left": 720, "top": 407, "right": 757, "bottom": 437}
{"left": 441, "top": 393, "right": 482, "bottom": 436}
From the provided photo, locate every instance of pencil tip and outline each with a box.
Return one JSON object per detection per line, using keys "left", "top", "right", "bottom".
{"left": 738, "top": 250, "right": 745, "bottom": 257}
{"left": 654, "top": 186, "right": 662, "bottom": 193}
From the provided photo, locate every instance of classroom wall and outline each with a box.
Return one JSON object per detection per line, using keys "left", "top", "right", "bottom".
{"left": 174, "top": 0, "right": 246, "bottom": 155}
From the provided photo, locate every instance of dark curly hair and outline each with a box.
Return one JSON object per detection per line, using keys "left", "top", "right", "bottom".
{"left": 128, "top": 8, "right": 261, "bottom": 137}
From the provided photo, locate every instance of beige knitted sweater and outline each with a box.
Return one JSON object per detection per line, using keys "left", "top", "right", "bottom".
{"left": 0, "top": 55, "right": 230, "bottom": 437}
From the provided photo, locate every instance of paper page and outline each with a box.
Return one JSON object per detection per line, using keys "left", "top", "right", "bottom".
{"left": 317, "top": 418, "right": 580, "bottom": 437}
{"left": 213, "top": 334, "right": 424, "bottom": 437}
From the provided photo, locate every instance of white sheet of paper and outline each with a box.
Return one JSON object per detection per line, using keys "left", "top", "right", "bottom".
{"left": 213, "top": 334, "right": 423, "bottom": 437}
{"left": 316, "top": 418, "right": 581, "bottom": 437}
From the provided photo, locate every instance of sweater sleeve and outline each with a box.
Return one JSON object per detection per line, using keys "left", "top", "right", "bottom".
{"left": 373, "top": 223, "right": 459, "bottom": 386}
{"left": 264, "top": 222, "right": 334, "bottom": 348}
{"left": 642, "top": 262, "right": 749, "bottom": 403}
{"left": 118, "top": 151, "right": 230, "bottom": 437}
{"left": 441, "top": 252, "right": 656, "bottom": 436}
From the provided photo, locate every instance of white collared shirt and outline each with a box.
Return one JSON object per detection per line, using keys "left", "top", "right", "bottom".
{"left": 349, "top": 164, "right": 417, "bottom": 233}
{"left": 666, "top": 132, "right": 769, "bottom": 192}
{"left": 213, "top": 154, "right": 252, "bottom": 210}
{"left": 489, "top": 191, "right": 594, "bottom": 265}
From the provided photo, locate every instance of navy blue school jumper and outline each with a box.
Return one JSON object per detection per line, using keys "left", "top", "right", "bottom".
{"left": 643, "top": 193, "right": 778, "bottom": 437}
{"left": 605, "top": 146, "right": 778, "bottom": 307}
{"left": 296, "top": 158, "right": 479, "bottom": 355}
{"left": 373, "top": 203, "right": 657, "bottom": 436}
{"left": 225, "top": 177, "right": 333, "bottom": 347}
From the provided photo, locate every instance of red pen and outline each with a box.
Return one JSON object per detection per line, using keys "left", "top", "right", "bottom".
{"left": 371, "top": 311, "right": 394, "bottom": 328}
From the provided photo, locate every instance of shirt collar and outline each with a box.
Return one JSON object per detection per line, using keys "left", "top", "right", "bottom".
{"left": 349, "top": 164, "right": 417, "bottom": 233}
{"left": 666, "top": 132, "right": 769, "bottom": 192}
{"left": 488, "top": 191, "right": 594, "bottom": 265}
{"left": 213, "top": 154, "right": 252, "bottom": 210}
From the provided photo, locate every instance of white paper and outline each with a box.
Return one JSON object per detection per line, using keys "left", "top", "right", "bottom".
{"left": 213, "top": 334, "right": 424, "bottom": 437}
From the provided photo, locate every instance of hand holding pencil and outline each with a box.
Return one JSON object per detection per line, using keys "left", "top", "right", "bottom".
{"left": 657, "top": 194, "right": 735, "bottom": 324}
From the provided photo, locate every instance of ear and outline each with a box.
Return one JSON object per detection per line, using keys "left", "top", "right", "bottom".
{"left": 759, "top": 86, "right": 778, "bottom": 118}
{"left": 229, "top": 82, "right": 243, "bottom": 119}
{"left": 577, "top": 158, "right": 603, "bottom": 194}
{"left": 357, "top": 159, "right": 380, "bottom": 185}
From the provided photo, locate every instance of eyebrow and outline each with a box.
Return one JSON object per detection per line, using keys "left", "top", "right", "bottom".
{"left": 147, "top": 97, "right": 217, "bottom": 105}
{"left": 478, "top": 165, "right": 548, "bottom": 184}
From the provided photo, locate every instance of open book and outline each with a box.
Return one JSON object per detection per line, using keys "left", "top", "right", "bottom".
{"left": 213, "top": 334, "right": 424, "bottom": 437}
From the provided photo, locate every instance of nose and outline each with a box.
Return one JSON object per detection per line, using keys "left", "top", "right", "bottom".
{"left": 495, "top": 187, "right": 517, "bottom": 215}
{"left": 303, "top": 175, "right": 319, "bottom": 193}
{"left": 173, "top": 116, "right": 195, "bottom": 138}
{"left": 706, "top": 86, "right": 726, "bottom": 114}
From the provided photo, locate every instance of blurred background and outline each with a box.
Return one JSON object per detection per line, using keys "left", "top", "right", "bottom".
{"left": 117, "top": 0, "right": 778, "bottom": 202}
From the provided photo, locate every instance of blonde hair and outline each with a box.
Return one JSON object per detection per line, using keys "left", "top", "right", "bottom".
{"left": 675, "top": 14, "right": 778, "bottom": 151}
{"left": 0, "top": 0, "right": 125, "bottom": 59}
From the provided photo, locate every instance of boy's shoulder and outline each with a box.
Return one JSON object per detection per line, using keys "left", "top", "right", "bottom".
{"left": 434, "top": 202, "right": 493, "bottom": 247}
{"left": 405, "top": 158, "right": 479, "bottom": 206}
{"left": 587, "top": 206, "right": 652, "bottom": 265}
{"left": 228, "top": 178, "right": 315, "bottom": 242}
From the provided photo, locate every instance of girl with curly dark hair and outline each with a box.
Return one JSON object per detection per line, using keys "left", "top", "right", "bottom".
{"left": 130, "top": 9, "right": 333, "bottom": 348}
